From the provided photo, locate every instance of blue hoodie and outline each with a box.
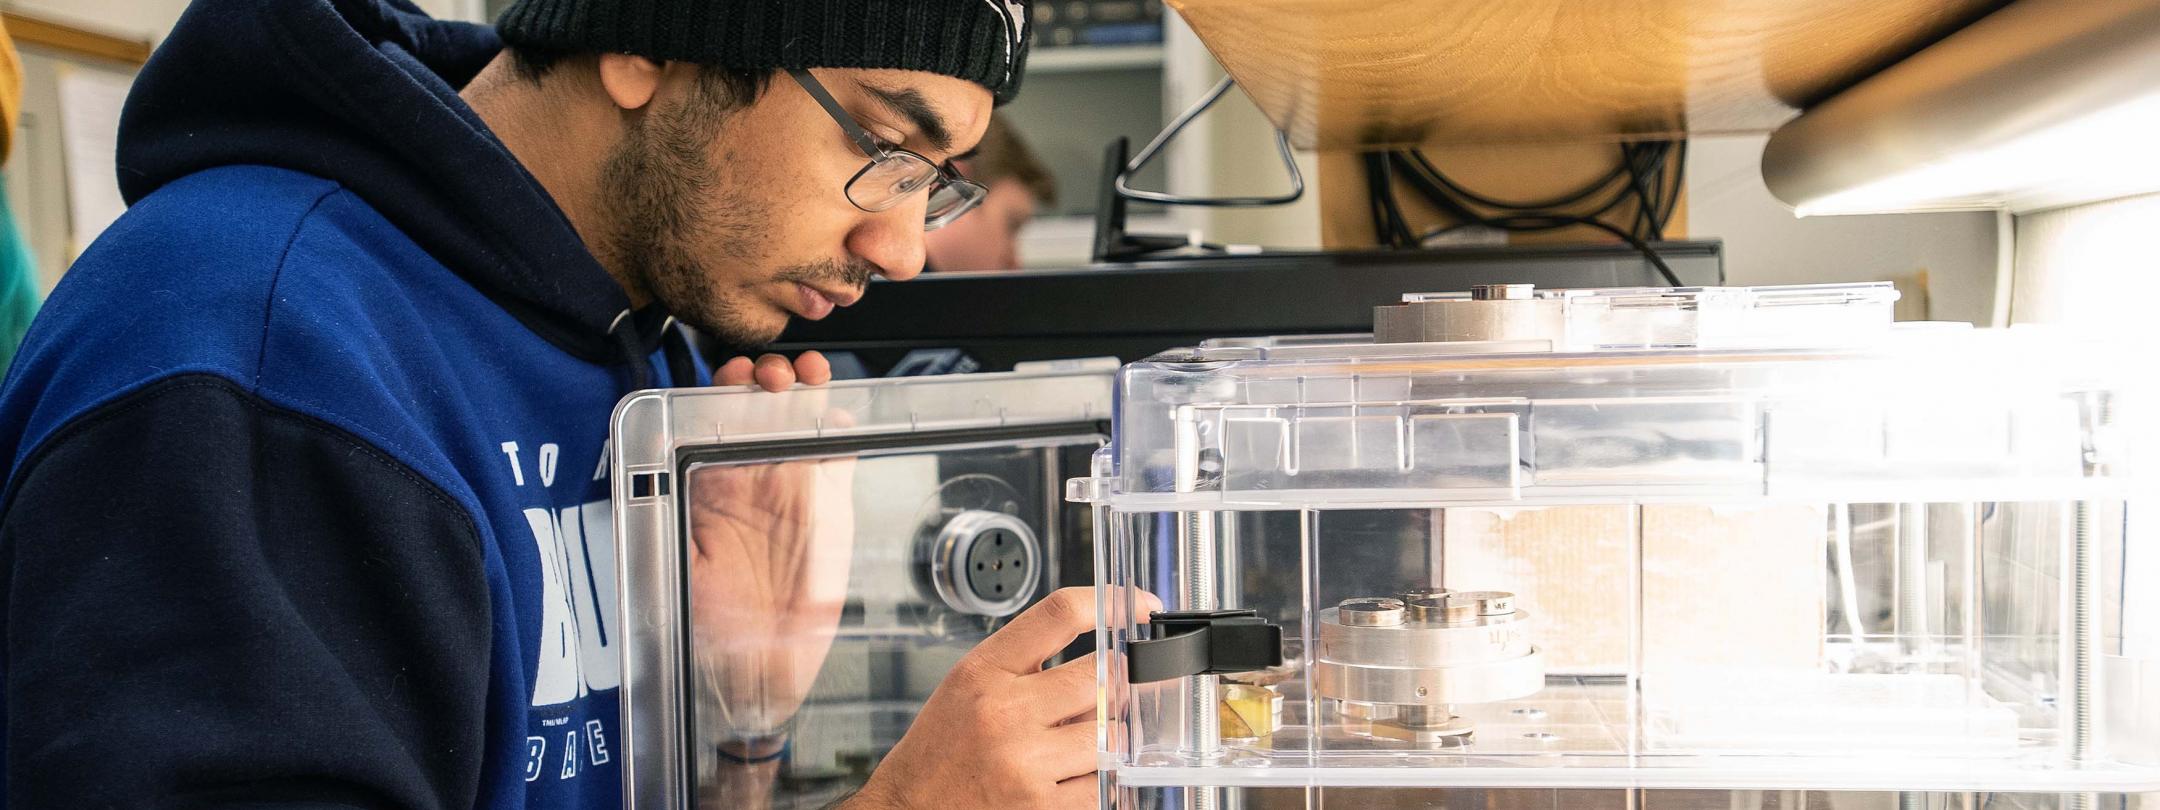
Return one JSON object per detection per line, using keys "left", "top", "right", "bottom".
{"left": 0, "top": 0, "right": 703, "bottom": 806}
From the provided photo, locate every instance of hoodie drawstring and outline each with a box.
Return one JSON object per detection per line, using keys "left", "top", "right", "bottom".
{"left": 607, "top": 309, "right": 653, "bottom": 393}
{"left": 660, "top": 318, "right": 699, "bottom": 389}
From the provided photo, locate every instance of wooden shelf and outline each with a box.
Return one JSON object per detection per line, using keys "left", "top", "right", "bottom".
{"left": 3, "top": 11, "right": 152, "bottom": 66}
{"left": 1166, "top": 0, "right": 2009, "bottom": 149}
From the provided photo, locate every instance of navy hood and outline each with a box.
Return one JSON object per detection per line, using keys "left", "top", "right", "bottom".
{"left": 116, "top": 0, "right": 652, "bottom": 364}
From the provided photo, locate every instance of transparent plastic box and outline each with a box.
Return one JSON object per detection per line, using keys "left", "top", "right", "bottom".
{"left": 611, "top": 368, "right": 1114, "bottom": 809}
{"left": 1071, "top": 284, "right": 2157, "bottom": 805}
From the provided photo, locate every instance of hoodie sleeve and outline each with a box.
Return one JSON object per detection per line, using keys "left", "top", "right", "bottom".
{"left": 2, "top": 373, "right": 493, "bottom": 809}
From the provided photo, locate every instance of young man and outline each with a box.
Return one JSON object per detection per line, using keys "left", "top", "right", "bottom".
{"left": 923, "top": 115, "right": 1058, "bottom": 272}
{"left": 0, "top": 0, "right": 1117, "bottom": 808}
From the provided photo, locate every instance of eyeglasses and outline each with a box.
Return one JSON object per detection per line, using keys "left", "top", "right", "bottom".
{"left": 787, "top": 69, "right": 986, "bottom": 231}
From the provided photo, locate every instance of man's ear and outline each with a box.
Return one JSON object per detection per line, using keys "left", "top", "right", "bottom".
{"left": 596, "top": 53, "right": 665, "bottom": 112}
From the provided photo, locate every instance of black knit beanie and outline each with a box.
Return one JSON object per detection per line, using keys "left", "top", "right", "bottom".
{"left": 494, "top": 0, "right": 1034, "bottom": 105}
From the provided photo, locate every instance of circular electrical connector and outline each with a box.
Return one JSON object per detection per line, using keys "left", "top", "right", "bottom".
{"left": 920, "top": 510, "right": 1041, "bottom": 617}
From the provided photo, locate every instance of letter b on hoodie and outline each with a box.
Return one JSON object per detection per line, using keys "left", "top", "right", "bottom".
{"left": 526, "top": 499, "right": 621, "bottom": 706}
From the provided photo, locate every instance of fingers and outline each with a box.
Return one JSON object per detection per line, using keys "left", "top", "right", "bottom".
{"left": 1021, "top": 652, "right": 1101, "bottom": 726}
{"left": 715, "top": 353, "right": 831, "bottom": 392}
{"left": 1053, "top": 771, "right": 1101, "bottom": 810}
{"left": 972, "top": 587, "right": 1165, "bottom": 677}
{"left": 717, "top": 355, "right": 756, "bottom": 386}
{"left": 1036, "top": 719, "right": 1100, "bottom": 784}
{"left": 793, "top": 350, "right": 833, "bottom": 386}
{"left": 969, "top": 587, "right": 1098, "bottom": 675}
{"left": 752, "top": 354, "right": 795, "bottom": 392}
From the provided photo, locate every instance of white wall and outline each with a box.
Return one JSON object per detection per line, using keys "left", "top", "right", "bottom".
{"left": 1687, "top": 134, "right": 2003, "bottom": 324}
{"left": 2010, "top": 192, "right": 2160, "bottom": 330}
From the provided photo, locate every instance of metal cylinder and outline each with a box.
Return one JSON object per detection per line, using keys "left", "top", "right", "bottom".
{"left": 1897, "top": 504, "right": 1931, "bottom": 658}
{"left": 1472, "top": 284, "right": 1535, "bottom": 301}
{"left": 1340, "top": 597, "right": 1407, "bottom": 626}
{"left": 1400, "top": 587, "right": 1452, "bottom": 604}
{"left": 1315, "top": 597, "right": 1543, "bottom": 707}
{"left": 1434, "top": 598, "right": 1478, "bottom": 623}
{"left": 1372, "top": 292, "right": 1566, "bottom": 345}
{"left": 1400, "top": 705, "right": 1449, "bottom": 725}
{"left": 1761, "top": 0, "right": 2160, "bottom": 215}
{"left": 1450, "top": 590, "right": 1517, "bottom": 616}
{"left": 1320, "top": 609, "right": 1534, "bottom": 666}
{"left": 2065, "top": 394, "right": 2110, "bottom": 810}
{"left": 2070, "top": 392, "right": 2111, "bottom": 768}
{"left": 1405, "top": 596, "right": 1449, "bottom": 623}
{"left": 1171, "top": 404, "right": 1224, "bottom": 810}
{"left": 1180, "top": 512, "right": 1221, "bottom": 755}
{"left": 2071, "top": 499, "right": 2096, "bottom": 762}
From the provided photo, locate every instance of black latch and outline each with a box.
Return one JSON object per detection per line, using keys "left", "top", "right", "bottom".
{"left": 1126, "top": 609, "right": 1283, "bottom": 684}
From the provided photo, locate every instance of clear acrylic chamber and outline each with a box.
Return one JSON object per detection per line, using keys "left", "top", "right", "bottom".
{"left": 1071, "top": 285, "right": 2159, "bottom": 810}
{"left": 612, "top": 368, "right": 1113, "bottom": 810}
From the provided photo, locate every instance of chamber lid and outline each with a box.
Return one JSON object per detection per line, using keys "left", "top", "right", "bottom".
{"left": 612, "top": 365, "right": 1117, "bottom": 474}
{"left": 1374, "top": 282, "right": 1902, "bottom": 352}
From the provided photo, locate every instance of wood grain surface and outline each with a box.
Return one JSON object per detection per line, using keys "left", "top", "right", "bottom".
{"left": 1168, "top": 0, "right": 2010, "bottom": 150}
{"left": 3, "top": 12, "right": 152, "bottom": 66}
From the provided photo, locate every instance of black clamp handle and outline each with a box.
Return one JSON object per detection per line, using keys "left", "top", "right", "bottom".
{"left": 1126, "top": 609, "right": 1283, "bottom": 684}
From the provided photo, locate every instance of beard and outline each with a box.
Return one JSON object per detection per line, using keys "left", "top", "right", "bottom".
{"left": 597, "top": 93, "right": 881, "bottom": 351}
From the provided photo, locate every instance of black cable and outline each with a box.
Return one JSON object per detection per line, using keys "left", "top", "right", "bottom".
{"left": 1405, "top": 149, "right": 1633, "bottom": 212}
{"left": 1379, "top": 147, "right": 1685, "bottom": 287}
{"left": 1402, "top": 147, "right": 1649, "bottom": 231}
{"left": 1623, "top": 142, "right": 1665, "bottom": 241}
{"left": 1116, "top": 76, "right": 1305, "bottom": 207}
{"left": 1370, "top": 154, "right": 1416, "bottom": 248}
{"left": 1656, "top": 140, "right": 1688, "bottom": 237}
{"left": 1624, "top": 145, "right": 1647, "bottom": 239}
{"left": 1364, "top": 153, "right": 1395, "bottom": 247}
{"left": 1389, "top": 154, "right": 1488, "bottom": 226}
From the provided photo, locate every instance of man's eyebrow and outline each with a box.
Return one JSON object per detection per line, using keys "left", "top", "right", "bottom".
{"left": 855, "top": 81, "right": 954, "bottom": 155}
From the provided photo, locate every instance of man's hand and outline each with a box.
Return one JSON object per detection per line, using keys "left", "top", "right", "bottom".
{"left": 685, "top": 455, "right": 857, "bottom": 747}
{"left": 717, "top": 351, "right": 832, "bottom": 392}
{"left": 845, "top": 587, "right": 1160, "bottom": 810}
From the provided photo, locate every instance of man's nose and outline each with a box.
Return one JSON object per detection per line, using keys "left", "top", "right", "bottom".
{"left": 846, "top": 200, "right": 928, "bottom": 282}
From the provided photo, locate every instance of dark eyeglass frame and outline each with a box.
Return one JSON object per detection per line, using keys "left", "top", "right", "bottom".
{"left": 786, "top": 68, "right": 986, "bottom": 231}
